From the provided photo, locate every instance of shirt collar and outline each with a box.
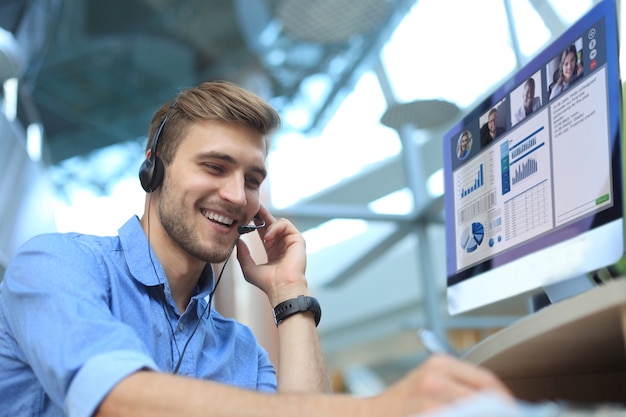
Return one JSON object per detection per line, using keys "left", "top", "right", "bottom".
{"left": 118, "top": 216, "right": 214, "bottom": 296}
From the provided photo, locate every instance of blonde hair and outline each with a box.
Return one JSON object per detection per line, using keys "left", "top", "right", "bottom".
{"left": 145, "top": 81, "right": 281, "bottom": 163}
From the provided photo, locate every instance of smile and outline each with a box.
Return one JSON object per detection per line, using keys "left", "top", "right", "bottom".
{"left": 201, "top": 209, "right": 235, "bottom": 227}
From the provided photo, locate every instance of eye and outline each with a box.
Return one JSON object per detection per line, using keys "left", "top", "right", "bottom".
{"left": 246, "top": 175, "right": 263, "bottom": 189}
{"left": 203, "top": 163, "right": 224, "bottom": 174}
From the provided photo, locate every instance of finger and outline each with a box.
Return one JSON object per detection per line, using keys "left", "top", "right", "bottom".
{"left": 253, "top": 204, "right": 275, "bottom": 241}
{"left": 235, "top": 239, "right": 255, "bottom": 271}
{"left": 256, "top": 204, "right": 275, "bottom": 225}
{"left": 260, "top": 217, "right": 290, "bottom": 247}
{"left": 455, "top": 364, "right": 509, "bottom": 394}
{"left": 428, "top": 356, "right": 512, "bottom": 396}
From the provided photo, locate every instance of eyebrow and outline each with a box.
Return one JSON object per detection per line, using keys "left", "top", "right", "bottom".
{"left": 198, "top": 151, "right": 267, "bottom": 179}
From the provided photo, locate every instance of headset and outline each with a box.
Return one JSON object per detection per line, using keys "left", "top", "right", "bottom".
{"left": 237, "top": 214, "right": 266, "bottom": 234}
{"left": 139, "top": 101, "right": 266, "bottom": 235}
{"left": 139, "top": 102, "right": 176, "bottom": 192}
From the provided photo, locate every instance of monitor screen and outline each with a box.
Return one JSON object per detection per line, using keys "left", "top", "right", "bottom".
{"left": 443, "top": 0, "right": 624, "bottom": 315}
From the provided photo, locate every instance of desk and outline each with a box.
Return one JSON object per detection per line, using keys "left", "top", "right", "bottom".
{"left": 463, "top": 279, "right": 626, "bottom": 404}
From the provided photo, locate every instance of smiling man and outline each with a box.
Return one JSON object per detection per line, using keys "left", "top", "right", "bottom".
{"left": 0, "top": 81, "right": 510, "bottom": 417}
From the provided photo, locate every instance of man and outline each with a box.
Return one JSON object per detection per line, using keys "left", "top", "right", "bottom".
{"left": 480, "top": 107, "right": 505, "bottom": 147}
{"left": 514, "top": 78, "right": 541, "bottom": 124}
{"left": 457, "top": 130, "right": 472, "bottom": 160}
{"left": 0, "top": 81, "right": 510, "bottom": 417}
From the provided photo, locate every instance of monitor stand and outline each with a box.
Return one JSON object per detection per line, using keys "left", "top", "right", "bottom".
{"left": 531, "top": 274, "right": 596, "bottom": 312}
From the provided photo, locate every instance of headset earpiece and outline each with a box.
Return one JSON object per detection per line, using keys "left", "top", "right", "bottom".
{"left": 139, "top": 102, "right": 175, "bottom": 193}
{"left": 139, "top": 154, "right": 164, "bottom": 192}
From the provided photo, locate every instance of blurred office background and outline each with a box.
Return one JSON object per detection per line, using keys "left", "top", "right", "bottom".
{"left": 0, "top": 0, "right": 618, "bottom": 395}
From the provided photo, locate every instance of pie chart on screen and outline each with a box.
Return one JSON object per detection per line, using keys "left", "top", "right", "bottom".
{"left": 459, "top": 222, "right": 484, "bottom": 253}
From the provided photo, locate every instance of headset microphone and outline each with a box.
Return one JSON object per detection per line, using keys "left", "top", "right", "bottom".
{"left": 238, "top": 216, "right": 266, "bottom": 234}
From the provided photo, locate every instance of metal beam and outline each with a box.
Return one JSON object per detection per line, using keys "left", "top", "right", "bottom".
{"left": 323, "top": 224, "right": 413, "bottom": 288}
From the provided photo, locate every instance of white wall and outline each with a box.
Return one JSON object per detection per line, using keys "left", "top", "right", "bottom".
{"left": 0, "top": 113, "right": 58, "bottom": 280}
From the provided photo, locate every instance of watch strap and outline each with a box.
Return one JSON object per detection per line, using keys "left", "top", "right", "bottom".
{"left": 273, "top": 295, "right": 321, "bottom": 327}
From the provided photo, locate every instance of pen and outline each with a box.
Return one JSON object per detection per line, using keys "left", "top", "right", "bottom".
{"left": 417, "top": 328, "right": 459, "bottom": 357}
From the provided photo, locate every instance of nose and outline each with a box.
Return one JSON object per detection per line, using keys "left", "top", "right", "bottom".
{"left": 219, "top": 173, "right": 247, "bottom": 206}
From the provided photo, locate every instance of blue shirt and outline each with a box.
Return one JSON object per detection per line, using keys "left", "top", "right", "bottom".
{"left": 0, "top": 216, "right": 276, "bottom": 417}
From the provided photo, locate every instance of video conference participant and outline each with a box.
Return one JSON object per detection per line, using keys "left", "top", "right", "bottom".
{"left": 480, "top": 107, "right": 505, "bottom": 147}
{"left": 457, "top": 130, "right": 473, "bottom": 160}
{"left": 0, "top": 80, "right": 511, "bottom": 417}
{"left": 514, "top": 77, "right": 542, "bottom": 124}
{"left": 549, "top": 44, "right": 583, "bottom": 100}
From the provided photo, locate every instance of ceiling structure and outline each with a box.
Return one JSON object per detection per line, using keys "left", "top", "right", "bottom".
{"left": 2, "top": 0, "right": 413, "bottom": 165}
{"left": 0, "top": 0, "right": 599, "bottom": 394}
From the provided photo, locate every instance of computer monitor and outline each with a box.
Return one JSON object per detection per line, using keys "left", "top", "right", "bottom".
{"left": 443, "top": 0, "right": 624, "bottom": 315}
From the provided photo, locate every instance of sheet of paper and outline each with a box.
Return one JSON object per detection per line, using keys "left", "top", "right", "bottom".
{"left": 409, "top": 392, "right": 626, "bottom": 417}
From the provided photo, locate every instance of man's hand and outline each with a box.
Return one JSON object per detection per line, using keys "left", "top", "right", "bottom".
{"left": 236, "top": 205, "right": 330, "bottom": 393}
{"left": 367, "top": 355, "right": 513, "bottom": 416}
{"left": 236, "top": 204, "right": 309, "bottom": 306}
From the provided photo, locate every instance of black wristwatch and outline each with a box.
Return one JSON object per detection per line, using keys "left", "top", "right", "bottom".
{"left": 273, "top": 295, "right": 321, "bottom": 327}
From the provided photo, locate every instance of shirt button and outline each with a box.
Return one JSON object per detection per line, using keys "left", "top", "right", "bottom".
{"left": 178, "top": 322, "right": 184, "bottom": 331}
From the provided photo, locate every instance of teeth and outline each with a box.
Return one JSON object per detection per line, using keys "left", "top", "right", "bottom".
{"left": 203, "top": 210, "right": 234, "bottom": 226}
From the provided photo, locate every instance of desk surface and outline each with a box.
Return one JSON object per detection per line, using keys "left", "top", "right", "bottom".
{"left": 463, "top": 278, "right": 626, "bottom": 379}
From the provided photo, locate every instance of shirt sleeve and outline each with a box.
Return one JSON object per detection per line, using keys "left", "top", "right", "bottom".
{"left": 66, "top": 350, "right": 158, "bottom": 417}
{"left": 2, "top": 233, "right": 159, "bottom": 417}
{"left": 255, "top": 344, "right": 277, "bottom": 393}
